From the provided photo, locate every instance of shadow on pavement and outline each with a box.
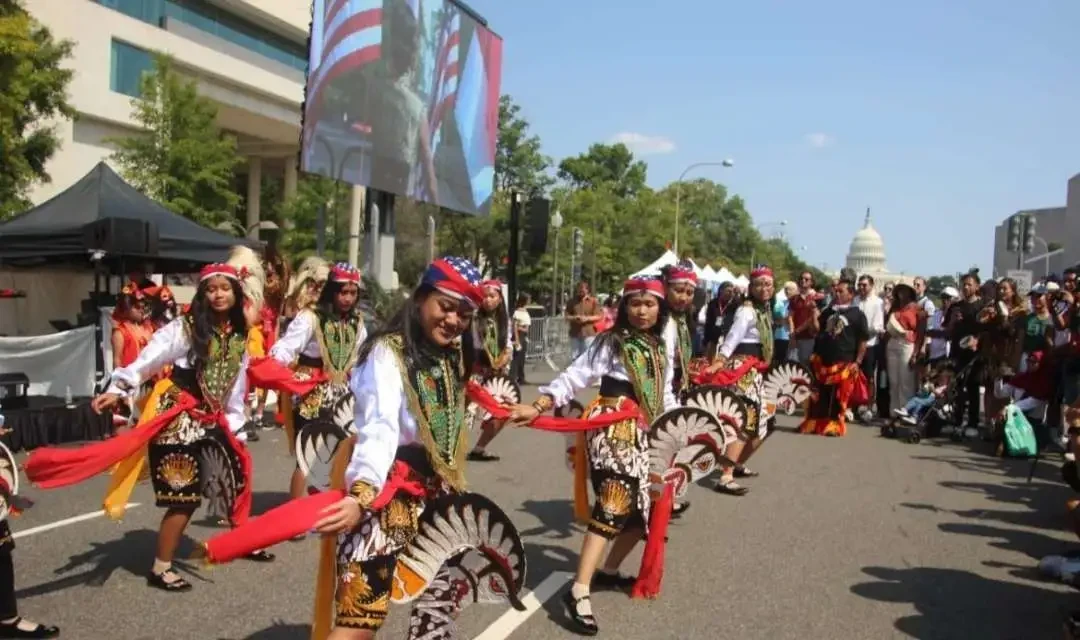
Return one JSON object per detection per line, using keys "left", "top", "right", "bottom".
{"left": 517, "top": 498, "right": 582, "bottom": 540}
{"left": 852, "top": 565, "right": 1072, "bottom": 639}
{"left": 15, "top": 529, "right": 212, "bottom": 598}
{"left": 216, "top": 621, "right": 309, "bottom": 639}
{"left": 937, "top": 521, "right": 1073, "bottom": 560}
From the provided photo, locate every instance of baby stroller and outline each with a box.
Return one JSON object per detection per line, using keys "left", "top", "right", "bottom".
{"left": 881, "top": 359, "right": 965, "bottom": 444}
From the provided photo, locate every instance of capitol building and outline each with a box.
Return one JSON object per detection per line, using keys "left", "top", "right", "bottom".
{"left": 830, "top": 210, "right": 914, "bottom": 287}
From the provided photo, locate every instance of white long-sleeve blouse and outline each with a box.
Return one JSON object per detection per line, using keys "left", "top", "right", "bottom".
{"left": 539, "top": 336, "right": 677, "bottom": 412}
{"left": 105, "top": 317, "right": 249, "bottom": 439}
{"left": 718, "top": 305, "right": 762, "bottom": 359}
{"left": 268, "top": 310, "right": 322, "bottom": 363}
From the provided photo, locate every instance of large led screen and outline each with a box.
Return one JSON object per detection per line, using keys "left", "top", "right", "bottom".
{"left": 304, "top": 0, "right": 504, "bottom": 215}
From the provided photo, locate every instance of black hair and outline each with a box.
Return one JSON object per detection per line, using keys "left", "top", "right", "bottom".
{"left": 1065, "top": 268, "right": 1077, "bottom": 278}
{"left": 718, "top": 291, "right": 745, "bottom": 336}
{"left": 836, "top": 277, "right": 856, "bottom": 290}
{"left": 962, "top": 272, "right": 981, "bottom": 285}
{"left": 858, "top": 274, "right": 875, "bottom": 285}
{"left": 589, "top": 293, "right": 670, "bottom": 367}
{"left": 474, "top": 290, "right": 509, "bottom": 355}
{"left": 515, "top": 293, "right": 530, "bottom": 308}
{"left": 315, "top": 279, "right": 361, "bottom": 319}
{"left": 358, "top": 285, "right": 476, "bottom": 374}
{"left": 148, "top": 294, "right": 176, "bottom": 326}
{"left": 186, "top": 278, "right": 247, "bottom": 367}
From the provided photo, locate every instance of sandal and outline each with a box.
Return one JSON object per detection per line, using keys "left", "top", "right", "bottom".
{"left": 147, "top": 568, "right": 193, "bottom": 592}
{"left": 713, "top": 480, "right": 749, "bottom": 496}
{"left": 561, "top": 590, "right": 599, "bottom": 636}
{"left": 672, "top": 501, "right": 691, "bottom": 518}
{"left": 245, "top": 549, "right": 276, "bottom": 562}
{"left": 0, "top": 617, "right": 60, "bottom": 639}
{"left": 734, "top": 466, "right": 759, "bottom": 478}
{"left": 467, "top": 450, "right": 500, "bottom": 462}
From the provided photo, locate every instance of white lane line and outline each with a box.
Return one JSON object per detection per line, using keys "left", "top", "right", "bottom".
{"left": 473, "top": 571, "right": 572, "bottom": 640}
{"left": 12, "top": 503, "right": 141, "bottom": 539}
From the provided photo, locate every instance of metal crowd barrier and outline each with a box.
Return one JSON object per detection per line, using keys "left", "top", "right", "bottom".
{"left": 524, "top": 317, "right": 570, "bottom": 367}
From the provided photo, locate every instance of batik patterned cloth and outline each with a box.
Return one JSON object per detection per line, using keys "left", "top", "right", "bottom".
{"left": 798, "top": 356, "right": 858, "bottom": 437}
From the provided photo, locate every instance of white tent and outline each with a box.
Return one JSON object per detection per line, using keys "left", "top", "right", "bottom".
{"left": 701, "top": 264, "right": 719, "bottom": 283}
{"left": 733, "top": 275, "right": 750, "bottom": 290}
{"left": 629, "top": 250, "right": 679, "bottom": 279}
{"left": 715, "top": 267, "right": 737, "bottom": 284}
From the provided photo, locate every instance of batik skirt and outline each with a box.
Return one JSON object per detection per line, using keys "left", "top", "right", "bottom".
{"left": 726, "top": 354, "right": 767, "bottom": 439}
{"left": 578, "top": 396, "right": 650, "bottom": 539}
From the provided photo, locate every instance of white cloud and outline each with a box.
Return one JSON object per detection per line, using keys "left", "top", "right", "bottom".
{"left": 610, "top": 132, "right": 677, "bottom": 156}
{"left": 804, "top": 132, "right": 835, "bottom": 148}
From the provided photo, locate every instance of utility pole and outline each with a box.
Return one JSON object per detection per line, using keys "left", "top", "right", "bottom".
{"left": 426, "top": 215, "right": 436, "bottom": 263}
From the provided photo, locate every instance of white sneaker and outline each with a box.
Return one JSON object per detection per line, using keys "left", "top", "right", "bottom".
{"left": 901, "top": 415, "right": 918, "bottom": 425}
{"left": 845, "top": 409, "right": 854, "bottom": 421}
{"left": 893, "top": 407, "right": 909, "bottom": 418}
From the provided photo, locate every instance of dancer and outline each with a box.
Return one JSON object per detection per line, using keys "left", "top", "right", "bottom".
{"left": 507, "top": 276, "right": 676, "bottom": 636}
{"left": 661, "top": 263, "right": 697, "bottom": 515}
{"left": 248, "top": 248, "right": 291, "bottom": 430}
{"left": 798, "top": 277, "right": 869, "bottom": 437}
{"left": 110, "top": 282, "right": 152, "bottom": 371}
{"left": 26, "top": 249, "right": 274, "bottom": 593}
{"left": 702, "top": 265, "right": 775, "bottom": 495}
{"left": 269, "top": 263, "right": 366, "bottom": 502}
{"left": 468, "top": 279, "right": 513, "bottom": 461}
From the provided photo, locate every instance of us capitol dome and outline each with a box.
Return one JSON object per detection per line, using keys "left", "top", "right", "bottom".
{"left": 830, "top": 210, "right": 913, "bottom": 287}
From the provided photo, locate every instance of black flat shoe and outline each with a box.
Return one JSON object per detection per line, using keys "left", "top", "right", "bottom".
{"left": 672, "top": 501, "right": 691, "bottom": 518}
{"left": 561, "top": 590, "right": 598, "bottom": 636}
{"left": 733, "top": 466, "right": 759, "bottom": 478}
{"left": 592, "top": 570, "right": 635, "bottom": 591}
{"left": 467, "top": 450, "right": 500, "bottom": 462}
{"left": 0, "top": 618, "right": 60, "bottom": 639}
{"left": 147, "top": 569, "right": 193, "bottom": 592}
{"left": 713, "top": 481, "right": 749, "bottom": 496}
{"left": 245, "top": 549, "right": 276, "bottom": 562}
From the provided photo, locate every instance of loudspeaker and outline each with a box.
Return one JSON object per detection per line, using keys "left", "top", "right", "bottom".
{"left": 523, "top": 197, "right": 550, "bottom": 256}
{"left": 82, "top": 217, "right": 159, "bottom": 256}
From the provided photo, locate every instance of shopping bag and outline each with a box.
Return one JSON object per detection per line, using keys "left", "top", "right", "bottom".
{"left": 1003, "top": 404, "right": 1038, "bottom": 458}
{"left": 849, "top": 369, "right": 871, "bottom": 406}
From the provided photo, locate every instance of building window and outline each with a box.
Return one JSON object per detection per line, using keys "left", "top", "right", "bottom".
{"left": 110, "top": 40, "right": 154, "bottom": 97}
{"left": 95, "top": 0, "right": 306, "bottom": 72}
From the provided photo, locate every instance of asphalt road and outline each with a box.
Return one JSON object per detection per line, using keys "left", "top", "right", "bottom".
{"left": 7, "top": 366, "right": 1080, "bottom": 640}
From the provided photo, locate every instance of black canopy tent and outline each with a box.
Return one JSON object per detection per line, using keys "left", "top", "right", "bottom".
{"left": 0, "top": 162, "right": 258, "bottom": 271}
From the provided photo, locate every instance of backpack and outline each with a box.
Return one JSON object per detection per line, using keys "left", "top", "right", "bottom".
{"left": 1002, "top": 404, "right": 1038, "bottom": 458}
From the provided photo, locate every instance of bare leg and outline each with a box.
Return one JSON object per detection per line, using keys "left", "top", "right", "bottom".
{"left": 290, "top": 466, "right": 307, "bottom": 500}
{"left": 600, "top": 528, "right": 643, "bottom": 573}
{"left": 574, "top": 531, "right": 609, "bottom": 587}
{"left": 156, "top": 507, "right": 194, "bottom": 564}
{"left": 472, "top": 419, "right": 505, "bottom": 452}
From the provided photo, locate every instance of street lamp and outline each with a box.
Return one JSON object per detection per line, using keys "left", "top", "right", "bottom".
{"left": 673, "top": 159, "right": 735, "bottom": 256}
{"left": 550, "top": 209, "right": 564, "bottom": 316}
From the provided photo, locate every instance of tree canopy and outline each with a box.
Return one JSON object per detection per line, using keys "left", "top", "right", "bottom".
{"left": 0, "top": 0, "right": 74, "bottom": 219}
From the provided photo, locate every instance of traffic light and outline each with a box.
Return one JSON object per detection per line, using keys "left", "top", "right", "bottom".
{"left": 1023, "top": 215, "right": 1036, "bottom": 253}
{"left": 573, "top": 227, "right": 584, "bottom": 256}
{"left": 1007, "top": 215, "right": 1022, "bottom": 252}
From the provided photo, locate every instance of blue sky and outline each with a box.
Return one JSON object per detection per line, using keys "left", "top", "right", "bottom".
{"left": 472, "top": 0, "right": 1080, "bottom": 278}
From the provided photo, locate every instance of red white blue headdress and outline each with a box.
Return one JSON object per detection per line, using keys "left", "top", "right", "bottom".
{"left": 422, "top": 257, "right": 484, "bottom": 308}
{"left": 623, "top": 276, "right": 666, "bottom": 298}
{"left": 329, "top": 262, "right": 362, "bottom": 284}
{"left": 481, "top": 279, "right": 503, "bottom": 292}
{"left": 750, "top": 264, "right": 774, "bottom": 281}
{"left": 199, "top": 263, "right": 241, "bottom": 282}
{"left": 664, "top": 263, "right": 698, "bottom": 286}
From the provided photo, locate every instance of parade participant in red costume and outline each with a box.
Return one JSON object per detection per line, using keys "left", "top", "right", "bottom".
{"left": 660, "top": 263, "right": 698, "bottom": 516}
{"left": 702, "top": 265, "right": 775, "bottom": 495}
{"left": 506, "top": 276, "right": 676, "bottom": 636}
{"left": 467, "top": 279, "right": 513, "bottom": 462}
{"left": 111, "top": 283, "right": 152, "bottom": 371}
{"left": 269, "top": 263, "right": 366, "bottom": 503}
{"left": 24, "top": 254, "right": 275, "bottom": 593}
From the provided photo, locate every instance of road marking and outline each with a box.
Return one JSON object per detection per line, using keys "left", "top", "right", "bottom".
{"left": 12, "top": 503, "right": 141, "bottom": 539}
{"left": 473, "top": 571, "right": 572, "bottom": 640}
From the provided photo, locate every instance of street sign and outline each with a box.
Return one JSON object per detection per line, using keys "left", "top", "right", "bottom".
{"left": 1006, "top": 269, "right": 1033, "bottom": 294}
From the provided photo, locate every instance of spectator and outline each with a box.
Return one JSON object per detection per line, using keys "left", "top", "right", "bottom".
{"left": 926, "top": 286, "right": 957, "bottom": 370}
{"left": 946, "top": 272, "right": 985, "bottom": 435}
{"left": 856, "top": 275, "right": 885, "bottom": 423}
{"left": 772, "top": 281, "right": 796, "bottom": 365}
{"left": 789, "top": 271, "right": 820, "bottom": 365}
{"left": 566, "top": 281, "right": 602, "bottom": 361}
{"left": 511, "top": 293, "right": 532, "bottom": 385}
{"left": 703, "top": 282, "right": 736, "bottom": 357}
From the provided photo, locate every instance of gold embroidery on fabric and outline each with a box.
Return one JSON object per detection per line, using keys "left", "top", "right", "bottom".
{"left": 336, "top": 563, "right": 390, "bottom": 626}
{"left": 379, "top": 498, "right": 419, "bottom": 547}
{"left": 157, "top": 453, "right": 198, "bottom": 490}
{"left": 598, "top": 478, "right": 632, "bottom": 517}
{"left": 609, "top": 419, "right": 637, "bottom": 446}
{"left": 349, "top": 481, "right": 378, "bottom": 510}
{"left": 313, "top": 310, "right": 362, "bottom": 385}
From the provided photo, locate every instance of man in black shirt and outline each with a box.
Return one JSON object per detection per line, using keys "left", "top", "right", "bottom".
{"left": 945, "top": 272, "right": 984, "bottom": 432}
{"left": 798, "top": 279, "right": 870, "bottom": 437}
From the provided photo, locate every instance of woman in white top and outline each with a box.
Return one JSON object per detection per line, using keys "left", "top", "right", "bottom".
{"left": 702, "top": 265, "right": 775, "bottom": 496}
{"left": 269, "top": 263, "right": 367, "bottom": 501}
{"left": 468, "top": 279, "right": 514, "bottom": 461}
{"left": 507, "top": 276, "right": 676, "bottom": 636}
{"left": 27, "top": 255, "right": 273, "bottom": 594}
{"left": 310, "top": 257, "right": 525, "bottom": 639}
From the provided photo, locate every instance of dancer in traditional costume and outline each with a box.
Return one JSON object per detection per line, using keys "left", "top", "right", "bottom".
{"left": 198, "top": 257, "right": 528, "bottom": 640}
{"left": 247, "top": 247, "right": 291, "bottom": 430}
{"left": 269, "top": 263, "right": 366, "bottom": 502}
{"left": 661, "top": 263, "right": 697, "bottom": 515}
{"left": 507, "top": 276, "right": 676, "bottom": 636}
{"left": 25, "top": 252, "right": 275, "bottom": 593}
{"left": 110, "top": 282, "right": 152, "bottom": 371}
{"left": 798, "top": 276, "right": 869, "bottom": 437}
{"left": 468, "top": 279, "right": 514, "bottom": 462}
{"left": 701, "top": 265, "right": 775, "bottom": 495}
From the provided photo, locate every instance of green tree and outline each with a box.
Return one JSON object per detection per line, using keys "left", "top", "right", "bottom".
{"left": 109, "top": 54, "right": 241, "bottom": 227}
{"left": 0, "top": 0, "right": 74, "bottom": 219}
{"left": 495, "top": 95, "right": 553, "bottom": 197}
{"left": 926, "top": 274, "right": 959, "bottom": 294}
{"left": 276, "top": 174, "right": 351, "bottom": 263}
{"left": 557, "top": 143, "right": 647, "bottom": 197}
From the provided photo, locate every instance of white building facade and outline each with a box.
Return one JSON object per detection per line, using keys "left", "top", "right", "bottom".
{"left": 830, "top": 211, "right": 914, "bottom": 287}
{"left": 25, "top": 0, "right": 316, "bottom": 232}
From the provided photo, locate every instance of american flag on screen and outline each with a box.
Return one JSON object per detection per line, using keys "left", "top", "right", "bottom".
{"left": 426, "top": 10, "right": 461, "bottom": 154}
{"left": 308, "top": 0, "right": 384, "bottom": 121}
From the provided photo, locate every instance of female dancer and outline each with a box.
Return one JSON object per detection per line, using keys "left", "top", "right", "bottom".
{"left": 468, "top": 279, "right": 513, "bottom": 461}
{"left": 311, "top": 257, "right": 522, "bottom": 638}
{"left": 507, "top": 276, "right": 675, "bottom": 636}
{"left": 269, "top": 263, "right": 366, "bottom": 501}
{"left": 702, "top": 265, "right": 775, "bottom": 496}
{"left": 28, "top": 253, "right": 274, "bottom": 593}
{"left": 248, "top": 248, "right": 291, "bottom": 429}
{"left": 110, "top": 282, "right": 152, "bottom": 371}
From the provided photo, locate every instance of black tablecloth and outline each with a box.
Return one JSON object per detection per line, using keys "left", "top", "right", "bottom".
{"left": 0, "top": 397, "right": 110, "bottom": 453}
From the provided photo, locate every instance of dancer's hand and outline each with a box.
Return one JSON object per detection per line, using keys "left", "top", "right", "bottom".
{"left": 314, "top": 496, "right": 362, "bottom": 534}
{"left": 503, "top": 403, "right": 538, "bottom": 425}
{"left": 91, "top": 393, "right": 121, "bottom": 414}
